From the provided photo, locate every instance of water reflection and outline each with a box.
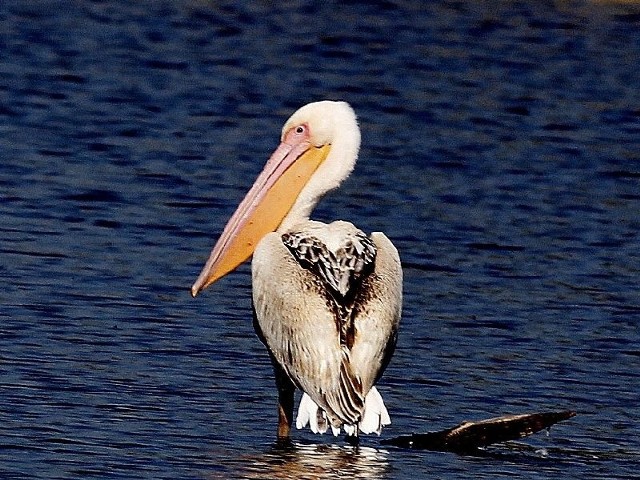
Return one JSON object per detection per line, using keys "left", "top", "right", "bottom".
{"left": 239, "top": 442, "right": 390, "bottom": 480}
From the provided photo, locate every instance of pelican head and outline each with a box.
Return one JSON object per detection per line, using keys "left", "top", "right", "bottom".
{"left": 191, "top": 101, "right": 361, "bottom": 296}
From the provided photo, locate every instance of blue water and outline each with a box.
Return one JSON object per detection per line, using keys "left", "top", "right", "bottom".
{"left": 1, "top": 1, "right": 639, "bottom": 478}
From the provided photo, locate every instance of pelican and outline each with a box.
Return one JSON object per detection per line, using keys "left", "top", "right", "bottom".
{"left": 191, "top": 101, "right": 402, "bottom": 440}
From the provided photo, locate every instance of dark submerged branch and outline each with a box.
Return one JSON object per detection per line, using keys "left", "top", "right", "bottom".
{"left": 381, "top": 410, "right": 576, "bottom": 453}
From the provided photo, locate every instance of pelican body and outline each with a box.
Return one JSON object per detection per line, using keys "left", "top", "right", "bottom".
{"left": 192, "top": 101, "right": 402, "bottom": 439}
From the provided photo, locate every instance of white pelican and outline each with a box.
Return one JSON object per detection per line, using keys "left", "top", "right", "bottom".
{"left": 191, "top": 101, "right": 402, "bottom": 440}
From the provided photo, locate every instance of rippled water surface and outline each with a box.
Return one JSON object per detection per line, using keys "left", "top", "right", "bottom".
{"left": 2, "top": 1, "right": 639, "bottom": 478}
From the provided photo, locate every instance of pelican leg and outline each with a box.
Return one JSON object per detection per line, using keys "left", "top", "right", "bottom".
{"left": 345, "top": 427, "right": 360, "bottom": 446}
{"left": 253, "top": 303, "right": 295, "bottom": 439}
{"left": 274, "top": 364, "right": 295, "bottom": 439}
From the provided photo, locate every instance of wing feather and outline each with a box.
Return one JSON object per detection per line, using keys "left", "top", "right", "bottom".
{"left": 251, "top": 224, "right": 402, "bottom": 429}
{"left": 349, "top": 232, "right": 402, "bottom": 393}
{"left": 253, "top": 233, "right": 348, "bottom": 424}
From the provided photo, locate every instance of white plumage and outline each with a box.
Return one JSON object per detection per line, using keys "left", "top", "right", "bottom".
{"left": 192, "top": 101, "right": 402, "bottom": 439}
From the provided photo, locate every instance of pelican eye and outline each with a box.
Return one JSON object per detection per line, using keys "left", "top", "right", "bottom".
{"left": 295, "top": 126, "right": 305, "bottom": 134}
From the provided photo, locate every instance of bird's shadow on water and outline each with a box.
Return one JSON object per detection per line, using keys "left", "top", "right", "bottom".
{"left": 234, "top": 439, "right": 392, "bottom": 480}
